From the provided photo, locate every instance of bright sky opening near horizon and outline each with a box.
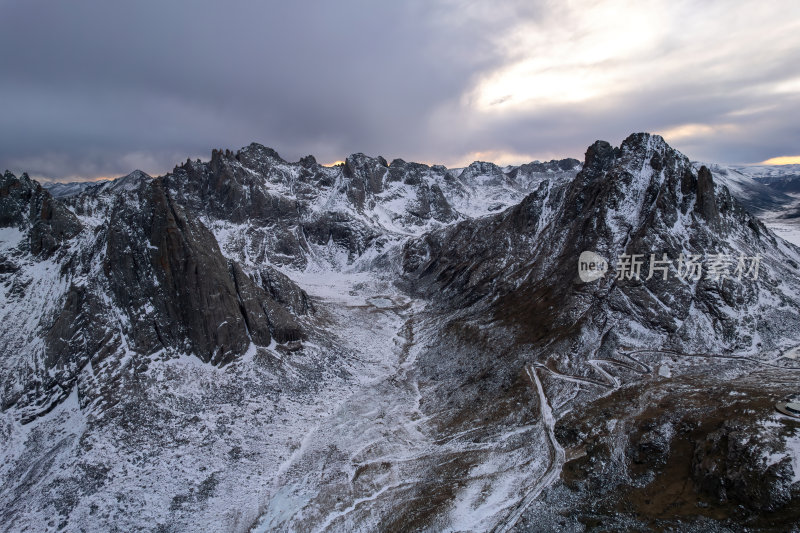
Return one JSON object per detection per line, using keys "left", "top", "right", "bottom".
{"left": 1, "top": 0, "right": 799, "bottom": 182}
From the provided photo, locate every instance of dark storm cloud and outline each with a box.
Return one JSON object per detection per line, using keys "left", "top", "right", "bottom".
{"left": 0, "top": 0, "right": 494, "bottom": 178}
{"left": 1, "top": 0, "right": 799, "bottom": 181}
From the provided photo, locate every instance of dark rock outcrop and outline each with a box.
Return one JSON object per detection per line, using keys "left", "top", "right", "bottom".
{"left": 104, "top": 177, "right": 253, "bottom": 363}
{"left": 0, "top": 171, "right": 81, "bottom": 257}
{"left": 103, "top": 178, "right": 305, "bottom": 364}
{"left": 343, "top": 153, "right": 389, "bottom": 210}
{"left": 256, "top": 265, "right": 314, "bottom": 316}
{"left": 695, "top": 165, "right": 720, "bottom": 222}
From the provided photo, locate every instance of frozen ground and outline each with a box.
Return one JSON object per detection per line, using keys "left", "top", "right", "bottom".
{"left": 762, "top": 194, "right": 800, "bottom": 247}
{"left": 251, "top": 270, "right": 556, "bottom": 532}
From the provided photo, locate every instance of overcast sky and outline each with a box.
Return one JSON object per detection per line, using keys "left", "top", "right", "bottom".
{"left": 1, "top": 0, "right": 799, "bottom": 181}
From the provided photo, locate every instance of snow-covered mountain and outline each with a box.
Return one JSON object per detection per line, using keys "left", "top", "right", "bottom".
{"left": 700, "top": 162, "right": 800, "bottom": 246}
{"left": 736, "top": 164, "right": 800, "bottom": 189}
{"left": 42, "top": 180, "right": 101, "bottom": 198}
{"left": 694, "top": 163, "right": 793, "bottom": 213}
{"left": 2, "top": 135, "right": 799, "bottom": 532}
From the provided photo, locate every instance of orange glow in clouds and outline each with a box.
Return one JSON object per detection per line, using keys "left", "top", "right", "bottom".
{"left": 760, "top": 156, "right": 800, "bottom": 165}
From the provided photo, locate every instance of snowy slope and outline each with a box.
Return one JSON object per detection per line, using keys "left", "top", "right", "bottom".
{"left": 699, "top": 162, "right": 800, "bottom": 246}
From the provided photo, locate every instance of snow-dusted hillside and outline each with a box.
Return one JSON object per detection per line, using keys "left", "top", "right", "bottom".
{"left": 42, "top": 180, "right": 101, "bottom": 198}
{"left": 699, "top": 162, "right": 800, "bottom": 246}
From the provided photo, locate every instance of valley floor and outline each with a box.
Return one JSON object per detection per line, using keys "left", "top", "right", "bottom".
{"left": 762, "top": 193, "right": 800, "bottom": 247}
{"left": 251, "top": 271, "right": 555, "bottom": 531}
{"left": 2, "top": 267, "right": 800, "bottom": 532}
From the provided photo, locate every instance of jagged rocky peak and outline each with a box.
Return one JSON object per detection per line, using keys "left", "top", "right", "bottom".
{"left": 695, "top": 164, "right": 719, "bottom": 220}
{"left": 525, "top": 157, "right": 582, "bottom": 173}
{"left": 581, "top": 138, "right": 620, "bottom": 174}
{"left": 459, "top": 160, "right": 506, "bottom": 180}
{"left": 0, "top": 170, "right": 82, "bottom": 257}
{"left": 564, "top": 132, "right": 760, "bottom": 242}
{"left": 173, "top": 143, "right": 290, "bottom": 188}
{"left": 405, "top": 132, "right": 800, "bottom": 355}
{"left": 298, "top": 154, "right": 317, "bottom": 168}
{"left": 110, "top": 169, "right": 152, "bottom": 192}
{"left": 104, "top": 177, "right": 256, "bottom": 364}
{"left": 1, "top": 165, "right": 315, "bottom": 420}
{"left": 388, "top": 158, "right": 433, "bottom": 183}
{"left": 231, "top": 142, "right": 287, "bottom": 172}
{"left": 559, "top": 132, "right": 777, "bottom": 287}
{"left": 167, "top": 147, "right": 300, "bottom": 226}
{"left": 100, "top": 174, "right": 309, "bottom": 364}
{"left": 158, "top": 142, "right": 583, "bottom": 268}
{"left": 345, "top": 152, "right": 389, "bottom": 168}
{"left": 563, "top": 133, "right": 703, "bottom": 228}
{"left": 504, "top": 157, "right": 579, "bottom": 181}
{"left": 342, "top": 152, "right": 390, "bottom": 205}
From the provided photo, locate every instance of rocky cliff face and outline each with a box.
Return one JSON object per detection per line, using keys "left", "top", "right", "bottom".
{"left": 404, "top": 133, "right": 800, "bottom": 356}
{"left": 0, "top": 170, "right": 311, "bottom": 427}
{"left": 1, "top": 136, "right": 799, "bottom": 532}
{"left": 0, "top": 171, "right": 82, "bottom": 257}
{"left": 103, "top": 177, "right": 304, "bottom": 364}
